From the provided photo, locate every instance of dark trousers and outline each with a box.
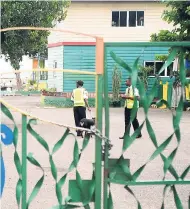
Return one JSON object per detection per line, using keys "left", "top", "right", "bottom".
{"left": 124, "top": 107, "right": 141, "bottom": 135}
{"left": 73, "top": 106, "right": 86, "bottom": 129}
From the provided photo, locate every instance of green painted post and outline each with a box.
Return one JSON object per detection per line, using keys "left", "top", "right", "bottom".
{"left": 103, "top": 46, "right": 110, "bottom": 209}
{"left": 22, "top": 114, "right": 27, "bottom": 209}
{"left": 167, "top": 83, "right": 173, "bottom": 107}
{"left": 95, "top": 74, "right": 103, "bottom": 209}
{"left": 95, "top": 38, "right": 104, "bottom": 209}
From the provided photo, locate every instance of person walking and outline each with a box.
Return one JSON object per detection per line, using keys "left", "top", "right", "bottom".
{"left": 71, "top": 80, "right": 91, "bottom": 136}
{"left": 119, "top": 78, "right": 142, "bottom": 139}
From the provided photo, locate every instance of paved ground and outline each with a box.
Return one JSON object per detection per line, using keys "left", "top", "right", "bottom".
{"left": 1, "top": 96, "right": 190, "bottom": 209}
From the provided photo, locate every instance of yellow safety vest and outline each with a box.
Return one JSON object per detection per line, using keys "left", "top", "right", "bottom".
{"left": 125, "top": 87, "right": 134, "bottom": 109}
{"left": 73, "top": 88, "right": 85, "bottom": 107}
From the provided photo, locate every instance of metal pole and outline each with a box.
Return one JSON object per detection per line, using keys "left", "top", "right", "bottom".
{"left": 22, "top": 114, "right": 27, "bottom": 209}
{"left": 103, "top": 46, "right": 110, "bottom": 209}
{"left": 37, "top": 53, "right": 40, "bottom": 90}
{"left": 95, "top": 38, "right": 104, "bottom": 209}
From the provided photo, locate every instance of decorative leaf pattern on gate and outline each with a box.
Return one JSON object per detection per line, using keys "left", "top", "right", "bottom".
{"left": 0, "top": 103, "right": 95, "bottom": 208}
{"left": 109, "top": 46, "right": 190, "bottom": 208}
{"left": 0, "top": 46, "right": 190, "bottom": 209}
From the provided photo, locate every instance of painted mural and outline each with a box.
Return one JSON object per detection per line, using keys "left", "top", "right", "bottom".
{"left": 0, "top": 124, "right": 14, "bottom": 196}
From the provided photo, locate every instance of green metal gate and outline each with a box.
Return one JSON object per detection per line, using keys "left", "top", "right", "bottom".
{"left": 103, "top": 42, "right": 190, "bottom": 209}
{"left": 0, "top": 27, "right": 190, "bottom": 209}
{"left": 0, "top": 27, "right": 106, "bottom": 209}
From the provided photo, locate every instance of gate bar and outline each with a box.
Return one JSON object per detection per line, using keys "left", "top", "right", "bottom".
{"left": 108, "top": 179, "right": 190, "bottom": 186}
{"left": 103, "top": 46, "right": 110, "bottom": 209}
{"left": 105, "top": 41, "right": 190, "bottom": 47}
{"left": 95, "top": 38, "right": 104, "bottom": 209}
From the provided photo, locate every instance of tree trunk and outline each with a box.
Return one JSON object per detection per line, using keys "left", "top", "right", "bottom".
{"left": 15, "top": 71, "right": 22, "bottom": 90}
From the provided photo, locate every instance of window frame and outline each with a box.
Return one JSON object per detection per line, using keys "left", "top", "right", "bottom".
{"left": 39, "top": 59, "right": 48, "bottom": 80}
{"left": 112, "top": 11, "right": 120, "bottom": 27}
{"left": 53, "top": 60, "right": 57, "bottom": 78}
{"left": 128, "top": 11, "right": 137, "bottom": 27}
{"left": 136, "top": 11, "right": 144, "bottom": 27}
{"left": 40, "top": 71, "right": 48, "bottom": 80}
{"left": 144, "top": 60, "right": 173, "bottom": 77}
{"left": 119, "top": 11, "right": 128, "bottom": 27}
{"left": 111, "top": 10, "right": 144, "bottom": 27}
{"left": 112, "top": 10, "right": 128, "bottom": 27}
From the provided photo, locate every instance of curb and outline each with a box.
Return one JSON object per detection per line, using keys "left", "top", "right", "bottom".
{"left": 1, "top": 94, "right": 41, "bottom": 97}
{"left": 36, "top": 106, "right": 57, "bottom": 109}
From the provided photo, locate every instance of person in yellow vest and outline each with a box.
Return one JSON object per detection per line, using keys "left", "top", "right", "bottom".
{"left": 119, "top": 78, "right": 142, "bottom": 139}
{"left": 71, "top": 80, "right": 91, "bottom": 136}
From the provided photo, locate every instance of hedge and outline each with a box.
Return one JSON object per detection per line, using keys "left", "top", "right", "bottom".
{"left": 16, "top": 90, "right": 41, "bottom": 95}
{"left": 41, "top": 96, "right": 126, "bottom": 108}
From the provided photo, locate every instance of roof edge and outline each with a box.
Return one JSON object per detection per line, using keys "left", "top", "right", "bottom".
{"left": 48, "top": 42, "right": 96, "bottom": 48}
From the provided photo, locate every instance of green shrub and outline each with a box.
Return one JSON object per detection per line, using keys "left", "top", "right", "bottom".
{"left": 28, "top": 80, "right": 37, "bottom": 85}
{"left": 138, "top": 66, "right": 153, "bottom": 90}
{"left": 41, "top": 96, "right": 125, "bottom": 108}
{"left": 112, "top": 65, "right": 122, "bottom": 102}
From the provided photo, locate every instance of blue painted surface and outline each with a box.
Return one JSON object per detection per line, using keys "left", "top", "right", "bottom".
{"left": 185, "top": 59, "right": 190, "bottom": 69}
{"left": 63, "top": 46, "right": 95, "bottom": 92}
{"left": 0, "top": 158, "right": 5, "bottom": 197}
{"left": 0, "top": 124, "right": 14, "bottom": 197}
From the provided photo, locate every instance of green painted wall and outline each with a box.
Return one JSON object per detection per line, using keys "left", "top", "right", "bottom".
{"left": 63, "top": 46, "right": 95, "bottom": 92}
{"left": 63, "top": 45, "right": 174, "bottom": 94}
{"left": 105, "top": 46, "right": 171, "bottom": 94}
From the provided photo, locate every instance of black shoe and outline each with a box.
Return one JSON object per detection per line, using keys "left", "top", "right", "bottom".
{"left": 77, "top": 131, "right": 82, "bottom": 137}
{"left": 119, "top": 136, "right": 124, "bottom": 139}
{"left": 136, "top": 134, "right": 142, "bottom": 139}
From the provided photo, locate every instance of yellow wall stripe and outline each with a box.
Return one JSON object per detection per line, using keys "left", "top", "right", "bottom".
{"left": 186, "top": 84, "right": 190, "bottom": 100}
{"left": 160, "top": 83, "right": 168, "bottom": 109}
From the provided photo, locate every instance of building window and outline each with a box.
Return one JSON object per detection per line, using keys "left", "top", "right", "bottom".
{"left": 112, "top": 11, "right": 144, "bottom": 27}
{"left": 53, "top": 61, "right": 57, "bottom": 77}
{"left": 137, "top": 11, "right": 144, "bottom": 26}
{"left": 40, "top": 71, "right": 48, "bottom": 80}
{"left": 144, "top": 61, "right": 155, "bottom": 76}
{"left": 39, "top": 60, "right": 48, "bottom": 80}
{"left": 129, "top": 11, "right": 136, "bottom": 27}
{"left": 53, "top": 61, "right": 57, "bottom": 69}
{"left": 120, "top": 11, "right": 127, "bottom": 27}
{"left": 144, "top": 61, "right": 173, "bottom": 77}
{"left": 112, "top": 11, "right": 119, "bottom": 26}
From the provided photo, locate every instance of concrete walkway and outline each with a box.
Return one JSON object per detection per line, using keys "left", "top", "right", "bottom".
{"left": 1, "top": 96, "right": 190, "bottom": 209}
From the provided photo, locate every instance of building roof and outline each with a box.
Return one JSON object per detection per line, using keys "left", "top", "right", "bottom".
{"left": 71, "top": 0, "right": 158, "bottom": 2}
